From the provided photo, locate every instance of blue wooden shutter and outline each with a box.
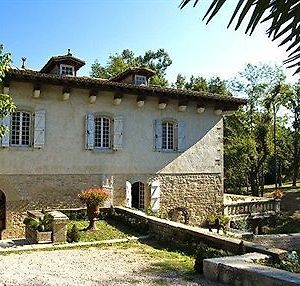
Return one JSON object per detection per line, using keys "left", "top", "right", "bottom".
{"left": 113, "top": 116, "right": 123, "bottom": 150}
{"left": 33, "top": 110, "right": 46, "bottom": 148}
{"left": 86, "top": 113, "right": 95, "bottom": 150}
{"left": 154, "top": 120, "right": 162, "bottom": 151}
{"left": 1, "top": 114, "right": 11, "bottom": 147}
{"left": 177, "top": 120, "right": 186, "bottom": 152}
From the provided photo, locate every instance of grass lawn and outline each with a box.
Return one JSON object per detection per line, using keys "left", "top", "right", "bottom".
{"left": 67, "top": 218, "right": 146, "bottom": 242}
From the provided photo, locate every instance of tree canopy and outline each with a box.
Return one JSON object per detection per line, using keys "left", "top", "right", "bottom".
{"left": 90, "top": 49, "right": 172, "bottom": 86}
{"left": 179, "top": 0, "right": 300, "bottom": 75}
{"left": 0, "top": 44, "right": 15, "bottom": 138}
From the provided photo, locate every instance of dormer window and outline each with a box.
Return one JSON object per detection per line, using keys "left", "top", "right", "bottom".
{"left": 60, "top": 64, "right": 74, "bottom": 76}
{"left": 134, "top": 75, "right": 148, "bottom": 86}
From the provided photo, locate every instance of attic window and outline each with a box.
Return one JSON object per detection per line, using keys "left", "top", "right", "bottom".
{"left": 60, "top": 64, "right": 74, "bottom": 76}
{"left": 134, "top": 75, "right": 147, "bottom": 86}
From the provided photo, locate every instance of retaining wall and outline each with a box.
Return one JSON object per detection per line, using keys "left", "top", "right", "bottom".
{"left": 114, "top": 206, "right": 288, "bottom": 261}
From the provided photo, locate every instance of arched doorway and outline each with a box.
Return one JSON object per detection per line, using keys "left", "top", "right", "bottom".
{"left": 131, "top": 182, "right": 145, "bottom": 210}
{"left": 0, "top": 190, "right": 6, "bottom": 237}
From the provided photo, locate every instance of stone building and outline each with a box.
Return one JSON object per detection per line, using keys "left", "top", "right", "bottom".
{"left": 0, "top": 52, "right": 246, "bottom": 238}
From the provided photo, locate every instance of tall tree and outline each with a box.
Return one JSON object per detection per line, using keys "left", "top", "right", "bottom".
{"left": 0, "top": 44, "right": 15, "bottom": 138}
{"left": 179, "top": 1, "right": 300, "bottom": 74}
{"left": 225, "top": 64, "right": 285, "bottom": 195}
{"left": 90, "top": 49, "right": 171, "bottom": 87}
{"left": 281, "top": 82, "right": 300, "bottom": 186}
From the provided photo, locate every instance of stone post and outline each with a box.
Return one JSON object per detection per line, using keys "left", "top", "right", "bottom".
{"left": 49, "top": 211, "right": 69, "bottom": 243}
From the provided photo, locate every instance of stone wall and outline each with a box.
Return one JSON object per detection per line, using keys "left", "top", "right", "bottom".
{"left": 0, "top": 174, "right": 111, "bottom": 238}
{"left": 153, "top": 173, "right": 223, "bottom": 225}
{"left": 114, "top": 207, "right": 288, "bottom": 261}
{"left": 0, "top": 172, "right": 223, "bottom": 238}
{"left": 252, "top": 233, "right": 300, "bottom": 252}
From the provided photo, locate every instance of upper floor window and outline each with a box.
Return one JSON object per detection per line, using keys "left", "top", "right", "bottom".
{"left": 60, "top": 64, "right": 74, "bottom": 76}
{"left": 94, "top": 116, "right": 111, "bottom": 149}
{"left": 134, "top": 75, "right": 147, "bottom": 86}
{"left": 86, "top": 113, "right": 123, "bottom": 151}
{"left": 154, "top": 119, "right": 186, "bottom": 152}
{"left": 11, "top": 111, "right": 32, "bottom": 146}
{"left": 1, "top": 110, "right": 46, "bottom": 149}
{"left": 162, "top": 121, "right": 175, "bottom": 150}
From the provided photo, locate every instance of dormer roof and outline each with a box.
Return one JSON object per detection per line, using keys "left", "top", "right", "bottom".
{"left": 40, "top": 50, "right": 85, "bottom": 74}
{"left": 110, "top": 67, "right": 156, "bottom": 83}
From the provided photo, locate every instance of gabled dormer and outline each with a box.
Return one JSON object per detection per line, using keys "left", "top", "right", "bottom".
{"left": 40, "top": 49, "right": 85, "bottom": 76}
{"left": 110, "top": 67, "right": 155, "bottom": 86}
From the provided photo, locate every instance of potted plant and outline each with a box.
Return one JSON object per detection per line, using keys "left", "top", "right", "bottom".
{"left": 24, "top": 213, "right": 53, "bottom": 243}
{"left": 78, "top": 187, "right": 109, "bottom": 231}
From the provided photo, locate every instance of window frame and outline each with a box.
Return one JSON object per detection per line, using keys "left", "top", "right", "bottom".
{"left": 161, "top": 120, "right": 177, "bottom": 152}
{"left": 60, "top": 64, "right": 74, "bottom": 76}
{"left": 134, "top": 75, "right": 147, "bottom": 86}
{"left": 94, "top": 115, "right": 112, "bottom": 150}
{"left": 10, "top": 110, "right": 33, "bottom": 147}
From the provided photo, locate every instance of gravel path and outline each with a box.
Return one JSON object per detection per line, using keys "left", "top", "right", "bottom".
{"left": 0, "top": 246, "right": 223, "bottom": 286}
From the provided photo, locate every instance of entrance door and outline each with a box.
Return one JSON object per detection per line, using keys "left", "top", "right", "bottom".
{"left": 0, "top": 191, "right": 6, "bottom": 235}
{"left": 131, "top": 182, "right": 145, "bottom": 210}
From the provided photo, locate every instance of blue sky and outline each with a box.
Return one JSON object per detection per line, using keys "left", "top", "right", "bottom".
{"left": 0, "top": 0, "right": 296, "bottom": 83}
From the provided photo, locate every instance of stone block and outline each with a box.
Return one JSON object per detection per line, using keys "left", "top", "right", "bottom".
{"left": 49, "top": 211, "right": 69, "bottom": 243}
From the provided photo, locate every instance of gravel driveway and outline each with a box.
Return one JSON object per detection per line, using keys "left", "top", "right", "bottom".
{"left": 0, "top": 246, "right": 223, "bottom": 286}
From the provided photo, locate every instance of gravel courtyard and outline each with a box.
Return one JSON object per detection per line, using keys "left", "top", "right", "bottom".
{"left": 0, "top": 244, "right": 224, "bottom": 286}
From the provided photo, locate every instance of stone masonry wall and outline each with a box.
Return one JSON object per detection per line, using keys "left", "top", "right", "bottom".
{"left": 153, "top": 173, "right": 223, "bottom": 226}
{"left": 0, "top": 172, "right": 223, "bottom": 238}
{"left": 0, "top": 174, "right": 112, "bottom": 238}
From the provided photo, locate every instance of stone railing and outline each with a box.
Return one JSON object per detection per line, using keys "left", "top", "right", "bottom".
{"left": 224, "top": 195, "right": 280, "bottom": 219}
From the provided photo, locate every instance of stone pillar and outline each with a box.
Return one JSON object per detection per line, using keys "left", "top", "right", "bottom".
{"left": 49, "top": 211, "right": 69, "bottom": 243}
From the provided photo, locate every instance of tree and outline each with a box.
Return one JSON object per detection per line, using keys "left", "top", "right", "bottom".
{"left": 90, "top": 49, "right": 172, "bottom": 87}
{"left": 179, "top": 1, "right": 300, "bottom": 74}
{"left": 208, "top": 76, "right": 228, "bottom": 95}
{"left": 0, "top": 44, "right": 15, "bottom": 138}
{"left": 225, "top": 64, "right": 286, "bottom": 195}
{"left": 185, "top": 75, "right": 208, "bottom": 92}
{"left": 281, "top": 82, "right": 300, "bottom": 186}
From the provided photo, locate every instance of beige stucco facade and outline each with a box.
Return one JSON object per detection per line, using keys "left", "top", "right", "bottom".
{"left": 0, "top": 79, "right": 225, "bottom": 238}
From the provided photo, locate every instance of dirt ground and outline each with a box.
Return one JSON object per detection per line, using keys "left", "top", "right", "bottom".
{"left": 0, "top": 244, "right": 224, "bottom": 286}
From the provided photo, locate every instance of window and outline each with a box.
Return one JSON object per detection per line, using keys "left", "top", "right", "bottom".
{"left": 1, "top": 110, "right": 46, "bottom": 149}
{"left": 162, "top": 121, "right": 175, "bottom": 150}
{"left": 154, "top": 119, "right": 186, "bottom": 152}
{"left": 10, "top": 111, "right": 32, "bottom": 146}
{"left": 86, "top": 113, "right": 123, "bottom": 151}
{"left": 134, "top": 75, "right": 147, "bottom": 86}
{"left": 94, "top": 116, "right": 111, "bottom": 149}
{"left": 60, "top": 64, "right": 74, "bottom": 76}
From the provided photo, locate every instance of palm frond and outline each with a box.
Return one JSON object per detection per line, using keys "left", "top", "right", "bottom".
{"left": 179, "top": 0, "right": 300, "bottom": 75}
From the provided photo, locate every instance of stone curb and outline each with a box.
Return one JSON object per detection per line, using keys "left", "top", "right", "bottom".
{"left": 0, "top": 235, "right": 150, "bottom": 254}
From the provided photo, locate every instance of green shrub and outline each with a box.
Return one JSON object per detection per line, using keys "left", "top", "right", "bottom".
{"left": 194, "top": 243, "right": 232, "bottom": 273}
{"left": 67, "top": 224, "right": 81, "bottom": 243}
{"left": 23, "top": 213, "right": 53, "bottom": 232}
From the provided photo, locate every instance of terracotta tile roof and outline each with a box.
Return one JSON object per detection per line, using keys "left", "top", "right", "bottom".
{"left": 110, "top": 67, "right": 156, "bottom": 82}
{"left": 4, "top": 69, "right": 247, "bottom": 109}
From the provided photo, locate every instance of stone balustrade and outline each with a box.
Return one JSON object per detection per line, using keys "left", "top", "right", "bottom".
{"left": 224, "top": 195, "right": 280, "bottom": 219}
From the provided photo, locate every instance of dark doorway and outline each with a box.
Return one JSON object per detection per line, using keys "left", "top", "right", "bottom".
{"left": 131, "top": 182, "right": 145, "bottom": 210}
{"left": 0, "top": 190, "right": 6, "bottom": 238}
